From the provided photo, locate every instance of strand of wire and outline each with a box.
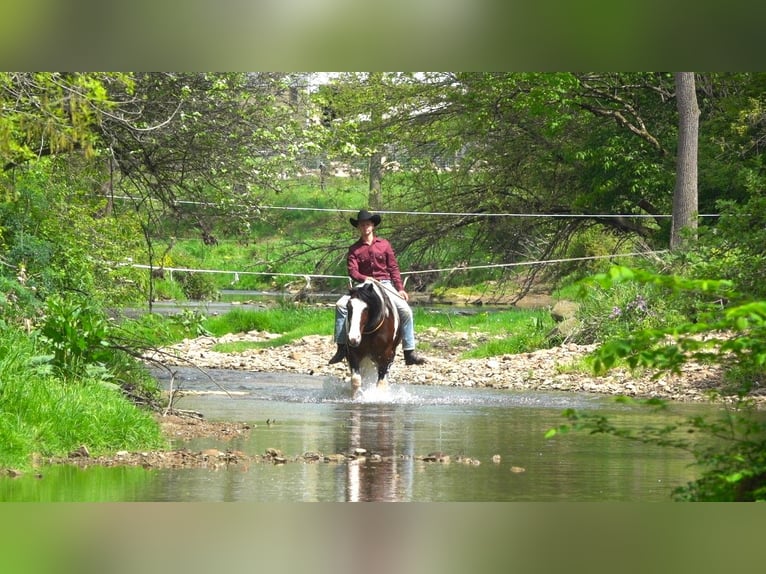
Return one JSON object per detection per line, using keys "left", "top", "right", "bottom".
{"left": 129, "top": 251, "right": 668, "bottom": 281}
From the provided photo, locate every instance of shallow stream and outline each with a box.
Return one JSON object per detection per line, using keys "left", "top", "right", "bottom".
{"left": 2, "top": 367, "right": 710, "bottom": 502}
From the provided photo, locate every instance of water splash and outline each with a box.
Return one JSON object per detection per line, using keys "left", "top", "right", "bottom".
{"left": 355, "top": 384, "right": 417, "bottom": 404}
{"left": 320, "top": 375, "right": 421, "bottom": 404}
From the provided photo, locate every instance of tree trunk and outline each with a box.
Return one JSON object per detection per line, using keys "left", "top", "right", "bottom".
{"left": 671, "top": 72, "right": 700, "bottom": 250}
{"left": 368, "top": 150, "right": 383, "bottom": 209}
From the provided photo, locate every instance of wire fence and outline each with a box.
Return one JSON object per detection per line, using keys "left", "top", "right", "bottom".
{"left": 110, "top": 197, "right": 682, "bottom": 289}
{"left": 130, "top": 251, "right": 668, "bottom": 288}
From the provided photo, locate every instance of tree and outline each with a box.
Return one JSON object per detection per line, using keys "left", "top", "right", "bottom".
{"left": 314, "top": 72, "right": 437, "bottom": 209}
{"left": 671, "top": 72, "right": 700, "bottom": 250}
{"left": 94, "top": 73, "right": 307, "bottom": 306}
{"left": 0, "top": 72, "right": 128, "bottom": 174}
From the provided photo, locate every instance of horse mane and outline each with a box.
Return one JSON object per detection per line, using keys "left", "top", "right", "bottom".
{"left": 349, "top": 280, "right": 385, "bottom": 332}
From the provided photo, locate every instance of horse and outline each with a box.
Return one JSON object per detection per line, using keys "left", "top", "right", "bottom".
{"left": 344, "top": 279, "right": 402, "bottom": 398}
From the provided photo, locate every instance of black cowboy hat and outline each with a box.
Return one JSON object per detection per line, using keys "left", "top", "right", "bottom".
{"left": 350, "top": 209, "right": 381, "bottom": 227}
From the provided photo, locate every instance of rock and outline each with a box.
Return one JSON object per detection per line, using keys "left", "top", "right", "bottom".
{"left": 147, "top": 327, "right": 752, "bottom": 406}
{"left": 201, "top": 449, "right": 223, "bottom": 459}
{"left": 551, "top": 300, "right": 579, "bottom": 322}
{"left": 68, "top": 445, "right": 90, "bottom": 458}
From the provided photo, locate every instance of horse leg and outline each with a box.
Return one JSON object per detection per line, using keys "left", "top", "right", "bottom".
{"left": 347, "top": 354, "right": 362, "bottom": 399}
{"left": 350, "top": 371, "right": 362, "bottom": 398}
{"left": 375, "top": 358, "right": 393, "bottom": 390}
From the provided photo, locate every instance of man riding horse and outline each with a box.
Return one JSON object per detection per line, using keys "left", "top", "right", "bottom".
{"left": 329, "top": 209, "right": 427, "bottom": 366}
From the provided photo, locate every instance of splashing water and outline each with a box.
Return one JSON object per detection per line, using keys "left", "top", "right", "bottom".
{"left": 320, "top": 375, "right": 419, "bottom": 404}
{"left": 355, "top": 384, "right": 416, "bottom": 404}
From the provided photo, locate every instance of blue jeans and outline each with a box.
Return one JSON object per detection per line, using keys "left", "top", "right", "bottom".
{"left": 334, "top": 280, "right": 416, "bottom": 351}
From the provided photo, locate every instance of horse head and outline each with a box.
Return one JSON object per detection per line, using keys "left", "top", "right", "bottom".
{"left": 346, "top": 280, "right": 383, "bottom": 347}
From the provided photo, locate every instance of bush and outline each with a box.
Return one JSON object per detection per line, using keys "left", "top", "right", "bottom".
{"left": 0, "top": 274, "right": 41, "bottom": 328}
{"left": 680, "top": 194, "right": 766, "bottom": 300}
{"left": 547, "top": 266, "right": 766, "bottom": 501}
{"left": 571, "top": 267, "right": 689, "bottom": 344}
{"left": 174, "top": 271, "right": 219, "bottom": 301}
{"left": 38, "top": 293, "right": 112, "bottom": 375}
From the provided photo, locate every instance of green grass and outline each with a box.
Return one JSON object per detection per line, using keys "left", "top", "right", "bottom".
{"left": 0, "top": 329, "right": 167, "bottom": 471}
{"left": 205, "top": 305, "right": 334, "bottom": 337}
{"left": 422, "top": 308, "right": 556, "bottom": 358}
{"left": 151, "top": 178, "right": 370, "bottom": 292}
{"left": 199, "top": 305, "right": 555, "bottom": 357}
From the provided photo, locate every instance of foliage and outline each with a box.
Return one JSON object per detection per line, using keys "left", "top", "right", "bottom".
{"left": 35, "top": 293, "right": 163, "bottom": 401}
{"left": 38, "top": 293, "right": 113, "bottom": 376}
{"left": 459, "top": 318, "right": 554, "bottom": 358}
{"left": 173, "top": 271, "right": 219, "bottom": 301}
{"left": 2, "top": 157, "right": 150, "bottom": 305}
{"left": 0, "top": 273, "right": 40, "bottom": 328}
{"left": 677, "top": 193, "right": 766, "bottom": 301}
{"left": 150, "top": 277, "right": 188, "bottom": 302}
{"left": 548, "top": 265, "right": 766, "bottom": 501}
{"left": 0, "top": 328, "right": 166, "bottom": 470}
{"left": 206, "top": 305, "right": 333, "bottom": 348}
{"left": 571, "top": 266, "right": 692, "bottom": 344}
{"left": 0, "top": 72, "right": 129, "bottom": 168}
{"left": 115, "top": 311, "right": 199, "bottom": 347}
{"left": 196, "top": 304, "right": 553, "bottom": 357}
{"left": 6, "top": 71, "right": 766, "bottom": 484}
{"left": 420, "top": 308, "right": 555, "bottom": 358}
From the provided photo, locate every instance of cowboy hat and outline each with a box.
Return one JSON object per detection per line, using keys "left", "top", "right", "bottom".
{"left": 350, "top": 209, "right": 381, "bottom": 227}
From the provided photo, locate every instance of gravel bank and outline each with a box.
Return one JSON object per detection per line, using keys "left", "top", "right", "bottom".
{"left": 144, "top": 327, "right": 764, "bottom": 406}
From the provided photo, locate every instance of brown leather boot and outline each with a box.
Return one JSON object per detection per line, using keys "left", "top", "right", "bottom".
{"left": 328, "top": 344, "right": 347, "bottom": 365}
{"left": 404, "top": 350, "right": 426, "bottom": 365}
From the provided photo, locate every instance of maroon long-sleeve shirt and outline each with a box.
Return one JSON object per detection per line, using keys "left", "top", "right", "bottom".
{"left": 346, "top": 237, "right": 404, "bottom": 291}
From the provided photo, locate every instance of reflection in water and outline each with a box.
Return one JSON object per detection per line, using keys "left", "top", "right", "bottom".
{"left": 342, "top": 404, "right": 414, "bottom": 502}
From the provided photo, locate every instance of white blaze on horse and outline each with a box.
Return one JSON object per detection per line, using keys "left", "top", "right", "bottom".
{"left": 344, "top": 279, "right": 402, "bottom": 398}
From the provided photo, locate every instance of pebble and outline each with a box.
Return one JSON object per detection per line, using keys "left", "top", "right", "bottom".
{"left": 147, "top": 330, "right": 758, "bottom": 405}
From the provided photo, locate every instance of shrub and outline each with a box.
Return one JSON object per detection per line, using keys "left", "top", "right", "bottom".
{"left": 38, "top": 293, "right": 112, "bottom": 375}
{"left": 174, "top": 271, "right": 219, "bottom": 301}
{"left": 547, "top": 266, "right": 766, "bottom": 501}
{"left": 571, "top": 268, "right": 689, "bottom": 344}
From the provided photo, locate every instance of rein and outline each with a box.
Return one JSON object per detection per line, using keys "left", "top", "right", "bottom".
{"left": 363, "top": 313, "right": 385, "bottom": 335}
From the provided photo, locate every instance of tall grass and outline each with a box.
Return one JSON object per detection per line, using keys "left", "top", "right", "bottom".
{"left": 0, "top": 329, "right": 166, "bottom": 471}
{"left": 158, "top": 178, "right": 370, "bottom": 292}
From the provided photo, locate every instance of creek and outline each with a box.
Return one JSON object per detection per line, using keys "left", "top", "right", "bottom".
{"left": 1, "top": 367, "right": 707, "bottom": 502}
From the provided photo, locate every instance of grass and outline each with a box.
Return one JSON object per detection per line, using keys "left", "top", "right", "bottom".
{"left": 150, "top": 177, "right": 370, "bottom": 293}
{"left": 210, "top": 306, "right": 334, "bottom": 352}
{"left": 0, "top": 329, "right": 167, "bottom": 471}
{"left": 193, "top": 305, "right": 556, "bottom": 356}
{"left": 431, "top": 309, "right": 557, "bottom": 358}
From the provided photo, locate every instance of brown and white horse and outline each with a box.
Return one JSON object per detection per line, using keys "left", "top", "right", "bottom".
{"left": 345, "top": 279, "right": 402, "bottom": 398}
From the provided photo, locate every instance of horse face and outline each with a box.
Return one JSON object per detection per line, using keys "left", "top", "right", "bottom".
{"left": 346, "top": 296, "right": 368, "bottom": 347}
